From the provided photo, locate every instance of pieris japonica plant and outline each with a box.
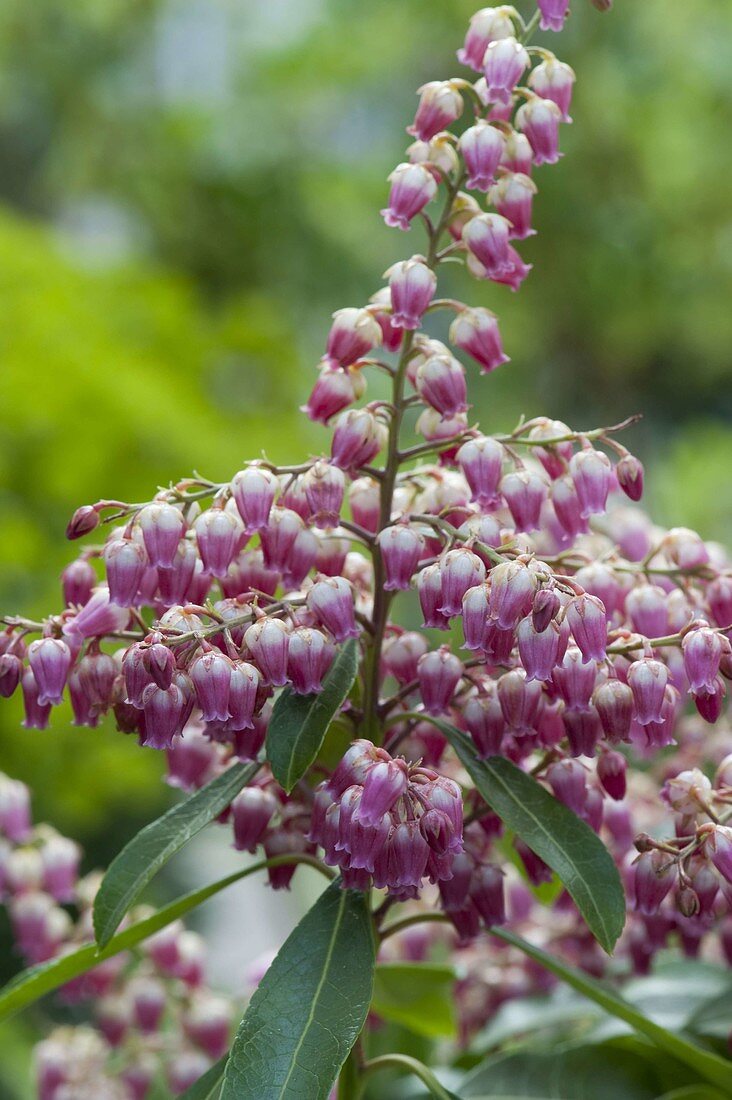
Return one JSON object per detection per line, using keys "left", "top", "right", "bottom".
{"left": 1, "top": 2, "right": 732, "bottom": 1098}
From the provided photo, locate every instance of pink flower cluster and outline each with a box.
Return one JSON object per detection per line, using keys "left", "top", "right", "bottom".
{"left": 0, "top": 0, "right": 731, "bottom": 1085}
{"left": 0, "top": 775, "right": 234, "bottom": 1098}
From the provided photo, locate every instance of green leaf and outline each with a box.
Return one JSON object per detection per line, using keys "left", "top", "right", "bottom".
{"left": 266, "top": 638, "right": 359, "bottom": 793}
{"left": 420, "top": 719, "right": 625, "bottom": 953}
{"left": 656, "top": 1090, "right": 727, "bottom": 1100}
{"left": 492, "top": 928, "right": 732, "bottom": 1092}
{"left": 371, "top": 963, "right": 456, "bottom": 1039}
{"left": 94, "top": 760, "right": 259, "bottom": 947}
{"left": 221, "top": 881, "right": 375, "bottom": 1100}
{"left": 179, "top": 1055, "right": 228, "bottom": 1099}
{"left": 460, "top": 1041, "right": 665, "bottom": 1099}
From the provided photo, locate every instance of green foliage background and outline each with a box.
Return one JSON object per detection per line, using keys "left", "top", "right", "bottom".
{"left": 0, "top": 0, "right": 730, "bottom": 996}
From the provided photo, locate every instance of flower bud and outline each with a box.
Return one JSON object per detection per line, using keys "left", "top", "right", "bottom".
{"left": 597, "top": 749, "right": 627, "bottom": 800}
{"left": 615, "top": 453, "right": 645, "bottom": 502}
{"left": 140, "top": 681, "right": 188, "bottom": 749}
{"left": 682, "top": 627, "right": 723, "bottom": 694}
{"left": 231, "top": 787, "right": 278, "bottom": 853}
{"left": 0, "top": 654, "right": 22, "bottom": 699}
{"left": 194, "top": 508, "right": 242, "bottom": 578}
{"left": 501, "top": 128, "right": 534, "bottom": 175}
{"left": 569, "top": 448, "right": 613, "bottom": 518}
{"left": 633, "top": 849, "right": 675, "bottom": 915}
{"left": 456, "top": 437, "right": 503, "bottom": 508}
{"left": 552, "top": 647, "right": 597, "bottom": 710}
{"left": 244, "top": 619, "right": 290, "bottom": 687}
{"left": 307, "top": 576, "right": 359, "bottom": 642}
{"left": 381, "top": 163, "right": 437, "bottom": 231}
{"left": 385, "top": 257, "right": 437, "bottom": 330}
{"left": 450, "top": 309, "right": 509, "bottom": 376}
{"left": 383, "top": 632, "right": 428, "bottom": 685}
{"left": 408, "top": 80, "right": 463, "bottom": 142}
{"left": 0, "top": 777, "right": 31, "bottom": 842}
{"left": 457, "top": 7, "right": 516, "bottom": 71}
{"left": 103, "top": 537, "right": 147, "bottom": 607}
{"left": 499, "top": 469, "right": 547, "bottom": 532}
{"left": 415, "top": 354, "right": 468, "bottom": 417}
{"left": 130, "top": 976, "right": 166, "bottom": 1033}
{"left": 627, "top": 658, "right": 669, "bottom": 725}
{"left": 190, "top": 650, "right": 233, "bottom": 723}
{"left": 418, "top": 647, "right": 463, "bottom": 715}
{"left": 61, "top": 558, "right": 97, "bottom": 607}
{"left": 593, "top": 679, "right": 633, "bottom": 741}
{"left": 488, "top": 560, "right": 535, "bottom": 629}
{"left": 517, "top": 616, "right": 567, "bottom": 681}
{"left": 537, "top": 0, "right": 570, "bottom": 33}
{"left": 516, "top": 96, "right": 563, "bottom": 165}
{"left": 21, "top": 669, "right": 52, "bottom": 729}
{"left": 463, "top": 212, "right": 513, "bottom": 276}
{"left": 323, "top": 307, "right": 382, "bottom": 371}
{"left": 529, "top": 56, "right": 575, "bottom": 124}
{"left": 40, "top": 834, "right": 81, "bottom": 903}
{"left": 66, "top": 504, "right": 99, "bottom": 540}
{"left": 458, "top": 121, "right": 505, "bottom": 190}
{"left": 259, "top": 506, "right": 304, "bottom": 572}
{"left": 497, "top": 667, "right": 542, "bottom": 732}
{"left": 77, "top": 650, "right": 117, "bottom": 708}
{"left": 230, "top": 466, "right": 278, "bottom": 533}
{"left": 693, "top": 677, "right": 726, "bottom": 723}
{"left": 483, "top": 36, "right": 529, "bottom": 104}
{"left": 463, "top": 690, "right": 505, "bottom": 757}
{"left": 330, "top": 408, "right": 383, "bottom": 470}
{"left": 547, "top": 759, "right": 587, "bottom": 814}
{"left": 489, "top": 172, "right": 537, "bottom": 239}
{"left": 137, "top": 503, "right": 185, "bottom": 569}
{"left": 303, "top": 462, "right": 345, "bottom": 529}
{"left": 439, "top": 547, "right": 486, "bottom": 616}
{"left": 378, "top": 525, "right": 426, "bottom": 592}
{"left": 287, "top": 627, "right": 335, "bottom": 694}
{"left": 625, "top": 584, "right": 668, "bottom": 639}
{"left": 27, "top": 638, "right": 72, "bottom": 706}
{"left": 303, "top": 364, "right": 366, "bottom": 424}
{"left": 417, "top": 563, "right": 451, "bottom": 630}
{"left": 663, "top": 527, "right": 709, "bottom": 570}
{"left": 184, "top": 992, "right": 232, "bottom": 1060}
{"left": 566, "top": 593, "right": 607, "bottom": 662}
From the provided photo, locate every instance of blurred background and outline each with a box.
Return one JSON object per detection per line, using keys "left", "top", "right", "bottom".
{"left": 0, "top": 0, "right": 731, "bottom": 1086}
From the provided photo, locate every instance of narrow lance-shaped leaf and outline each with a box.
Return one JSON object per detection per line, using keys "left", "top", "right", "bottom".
{"left": 94, "top": 760, "right": 259, "bottom": 947}
{"left": 266, "top": 637, "right": 359, "bottom": 793}
{"left": 221, "top": 880, "right": 375, "bottom": 1100}
{"left": 492, "top": 928, "right": 732, "bottom": 1092}
{"left": 419, "top": 718, "right": 625, "bottom": 954}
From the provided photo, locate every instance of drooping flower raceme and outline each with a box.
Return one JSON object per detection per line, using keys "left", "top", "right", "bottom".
{"left": 2, "top": 2, "right": 732, "bottom": 1094}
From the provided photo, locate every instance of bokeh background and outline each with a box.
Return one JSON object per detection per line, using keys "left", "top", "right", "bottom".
{"left": 0, "top": 0, "right": 731, "bottom": 1088}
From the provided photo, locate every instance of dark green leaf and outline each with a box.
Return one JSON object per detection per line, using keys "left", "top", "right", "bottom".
{"left": 371, "top": 963, "right": 456, "bottom": 1039}
{"left": 221, "top": 880, "right": 375, "bottom": 1100}
{"left": 460, "top": 1041, "right": 664, "bottom": 1099}
{"left": 179, "top": 1055, "right": 228, "bottom": 1099}
{"left": 421, "top": 719, "right": 625, "bottom": 953}
{"left": 492, "top": 928, "right": 732, "bottom": 1092}
{"left": 266, "top": 638, "right": 359, "bottom": 792}
{"left": 94, "top": 760, "right": 259, "bottom": 947}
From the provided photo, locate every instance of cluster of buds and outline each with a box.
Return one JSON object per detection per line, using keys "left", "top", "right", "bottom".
{"left": 0, "top": 775, "right": 234, "bottom": 1098}
{"left": 0, "top": 1, "right": 730, "bottom": 1083}
{"left": 309, "top": 739, "right": 464, "bottom": 897}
